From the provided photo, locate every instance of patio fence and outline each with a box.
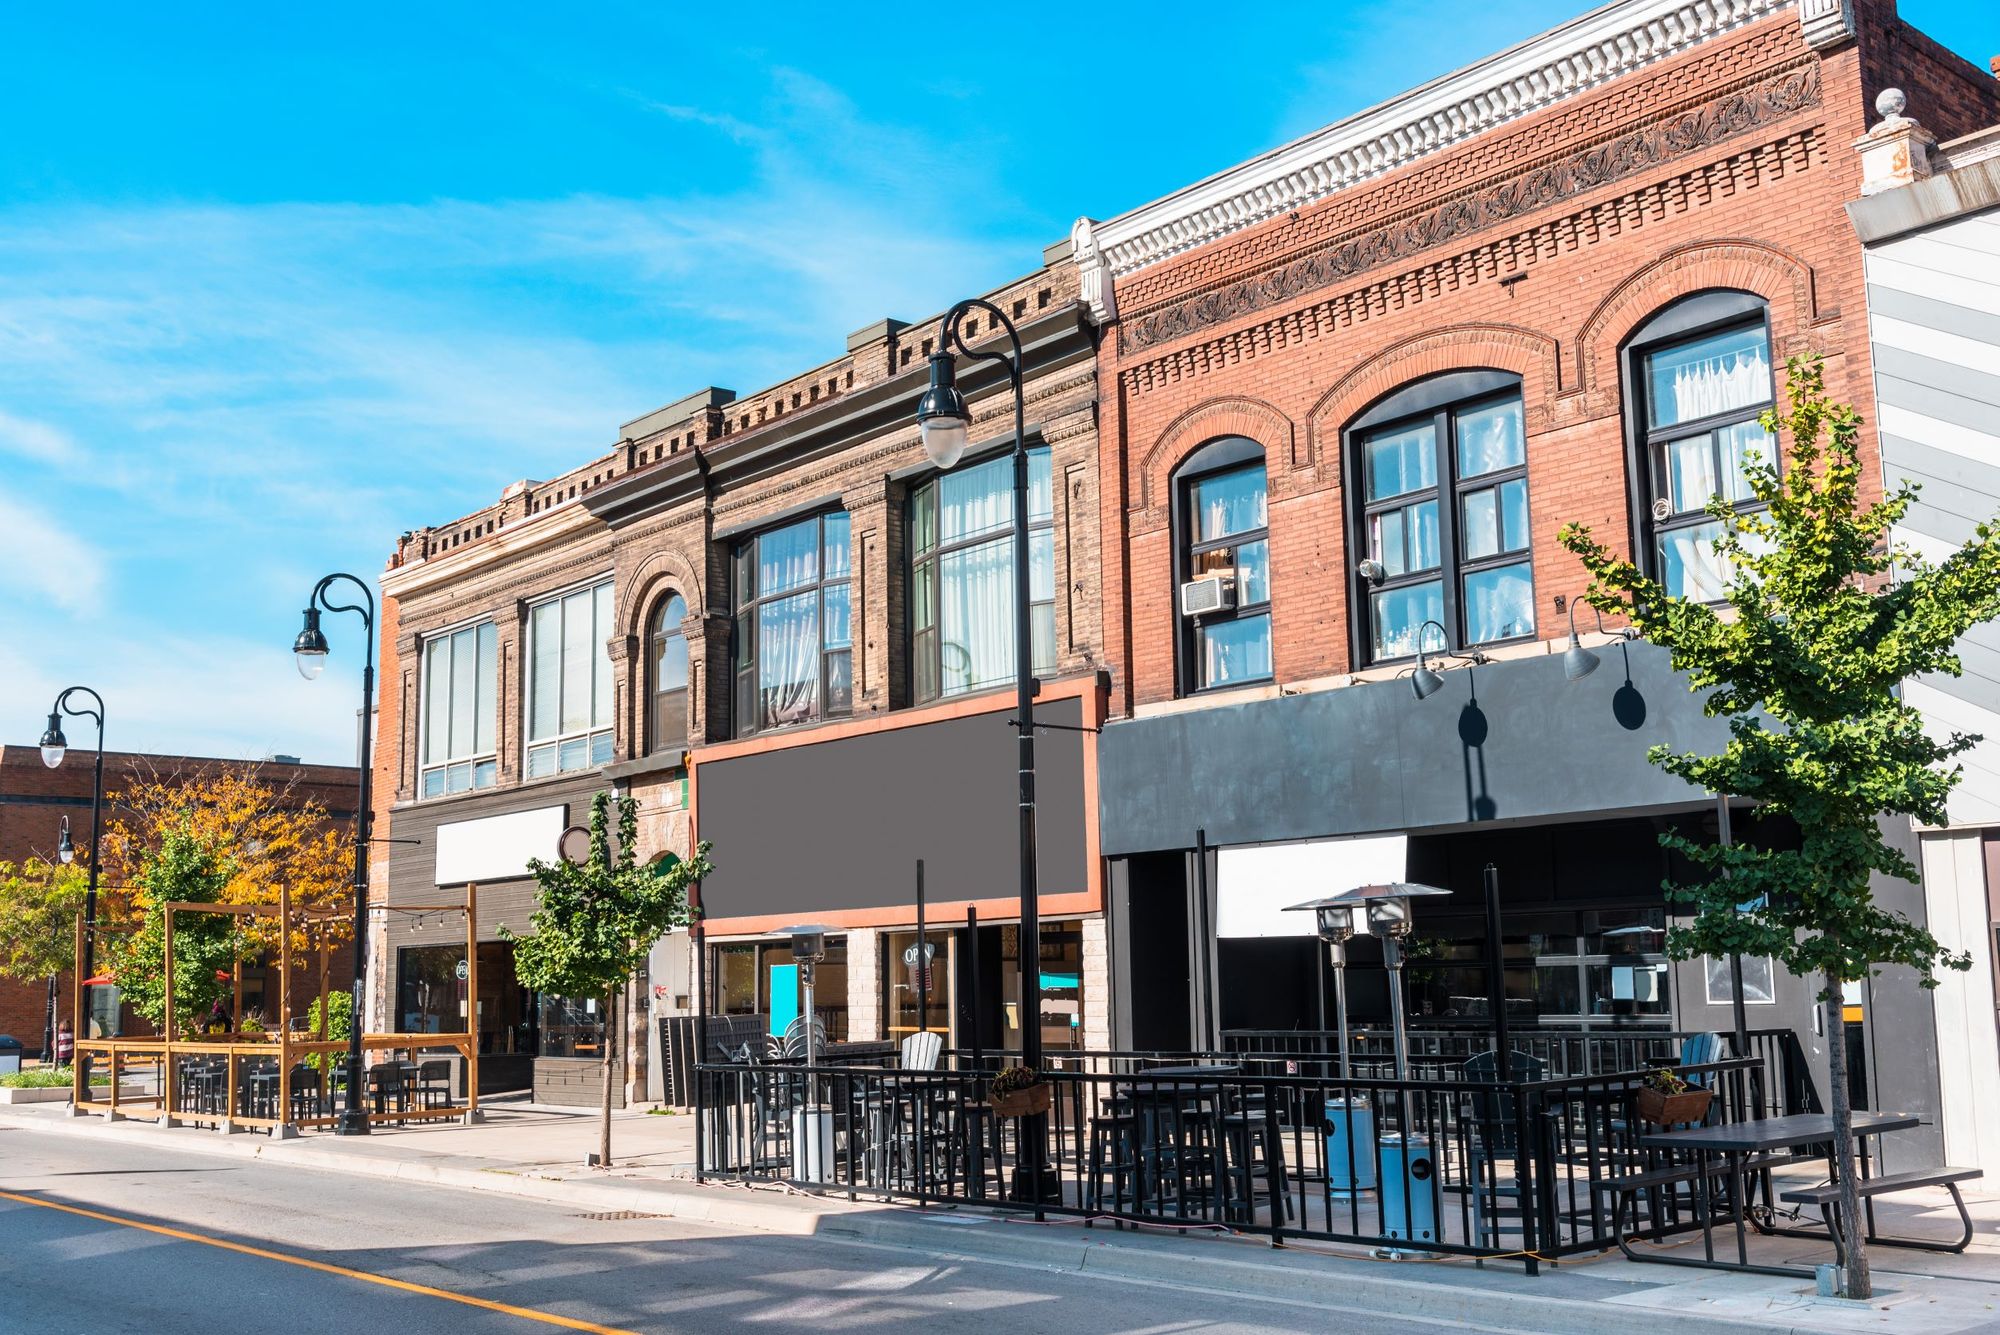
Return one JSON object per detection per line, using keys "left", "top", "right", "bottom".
{"left": 694, "top": 1053, "right": 1765, "bottom": 1272}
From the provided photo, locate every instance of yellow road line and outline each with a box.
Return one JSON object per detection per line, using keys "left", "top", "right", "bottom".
{"left": 0, "top": 1188, "right": 643, "bottom": 1335}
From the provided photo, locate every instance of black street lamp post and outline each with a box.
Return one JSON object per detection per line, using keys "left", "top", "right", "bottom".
{"left": 915, "top": 298, "right": 1056, "bottom": 1205}
{"left": 40, "top": 688, "right": 105, "bottom": 1057}
{"left": 293, "top": 572, "right": 376, "bottom": 1136}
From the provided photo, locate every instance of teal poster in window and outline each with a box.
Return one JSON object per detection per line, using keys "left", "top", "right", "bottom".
{"left": 768, "top": 963, "right": 799, "bottom": 1038}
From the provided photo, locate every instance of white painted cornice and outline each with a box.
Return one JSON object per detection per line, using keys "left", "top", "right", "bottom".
{"left": 1074, "top": 0, "right": 1794, "bottom": 294}
{"left": 381, "top": 502, "right": 604, "bottom": 600}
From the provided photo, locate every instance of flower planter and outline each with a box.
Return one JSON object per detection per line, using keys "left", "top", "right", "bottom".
{"left": 1636, "top": 1085, "right": 1712, "bottom": 1126}
{"left": 989, "top": 1083, "right": 1052, "bottom": 1118}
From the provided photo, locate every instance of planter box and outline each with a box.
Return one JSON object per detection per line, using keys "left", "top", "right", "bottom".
{"left": 1636, "top": 1086, "right": 1712, "bottom": 1126}
{"left": 989, "top": 1083, "right": 1052, "bottom": 1118}
{"left": 0, "top": 1083, "right": 147, "bottom": 1105}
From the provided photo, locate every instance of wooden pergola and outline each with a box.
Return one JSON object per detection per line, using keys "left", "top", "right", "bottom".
{"left": 71, "top": 883, "right": 482, "bottom": 1135}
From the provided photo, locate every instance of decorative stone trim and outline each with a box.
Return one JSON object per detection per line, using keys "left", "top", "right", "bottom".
{"left": 1117, "top": 122, "right": 1823, "bottom": 396}
{"left": 1136, "top": 398, "right": 1298, "bottom": 519}
{"left": 1573, "top": 237, "right": 1825, "bottom": 398}
{"left": 1120, "top": 61, "right": 1822, "bottom": 355}
{"left": 1076, "top": 0, "right": 1792, "bottom": 286}
{"left": 1303, "top": 324, "right": 1563, "bottom": 467}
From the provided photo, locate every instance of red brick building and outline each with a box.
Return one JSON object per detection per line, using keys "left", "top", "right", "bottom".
{"left": 0, "top": 745, "right": 359, "bottom": 1058}
{"left": 1077, "top": 0, "right": 1999, "bottom": 1161}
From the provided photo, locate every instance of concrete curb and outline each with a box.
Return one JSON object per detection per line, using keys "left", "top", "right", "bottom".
{"left": 0, "top": 1106, "right": 1898, "bottom": 1335}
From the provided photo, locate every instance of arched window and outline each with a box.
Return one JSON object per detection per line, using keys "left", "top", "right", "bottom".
{"left": 1623, "top": 291, "right": 1775, "bottom": 601}
{"left": 1347, "top": 370, "right": 1531, "bottom": 662}
{"left": 650, "top": 592, "right": 689, "bottom": 752}
{"left": 1173, "top": 436, "right": 1272, "bottom": 693}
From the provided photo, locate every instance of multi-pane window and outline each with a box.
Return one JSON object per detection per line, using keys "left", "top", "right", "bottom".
{"left": 525, "top": 579, "right": 614, "bottom": 778}
{"left": 1635, "top": 304, "right": 1775, "bottom": 601}
{"left": 911, "top": 447, "right": 1054, "bottom": 702}
{"left": 650, "top": 593, "right": 689, "bottom": 752}
{"left": 420, "top": 621, "right": 497, "bottom": 798}
{"left": 733, "top": 512, "right": 851, "bottom": 735}
{"left": 1175, "top": 439, "right": 1272, "bottom": 693}
{"left": 1353, "top": 374, "right": 1532, "bottom": 660}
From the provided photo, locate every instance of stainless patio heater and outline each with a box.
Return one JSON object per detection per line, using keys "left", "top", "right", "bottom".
{"left": 1318, "top": 882, "right": 1452, "bottom": 1078}
{"left": 780, "top": 924, "right": 834, "bottom": 1181}
{"left": 1287, "top": 895, "right": 1374, "bottom": 1192}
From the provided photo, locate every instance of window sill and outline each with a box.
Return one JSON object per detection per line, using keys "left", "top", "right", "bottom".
{"left": 601, "top": 750, "right": 686, "bottom": 783}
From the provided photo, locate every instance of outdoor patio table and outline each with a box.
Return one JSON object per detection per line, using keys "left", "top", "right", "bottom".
{"left": 1116, "top": 1065, "right": 1241, "bottom": 1219}
{"left": 1625, "top": 1110, "right": 1917, "bottom": 1277}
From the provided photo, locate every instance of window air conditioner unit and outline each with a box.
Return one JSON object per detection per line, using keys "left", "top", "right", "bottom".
{"left": 1180, "top": 575, "right": 1237, "bottom": 617}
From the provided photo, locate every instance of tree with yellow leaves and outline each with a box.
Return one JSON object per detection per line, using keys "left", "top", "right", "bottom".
{"left": 103, "top": 766, "right": 351, "bottom": 1036}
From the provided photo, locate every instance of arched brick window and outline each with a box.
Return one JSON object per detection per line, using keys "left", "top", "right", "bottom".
{"left": 649, "top": 592, "right": 689, "bottom": 752}
{"left": 1348, "top": 370, "right": 1531, "bottom": 662}
{"left": 1622, "top": 290, "right": 1775, "bottom": 602}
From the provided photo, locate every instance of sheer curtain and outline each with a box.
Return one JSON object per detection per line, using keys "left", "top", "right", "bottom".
{"left": 941, "top": 539, "right": 1013, "bottom": 694}
{"left": 758, "top": 592, "right": 819, "bottom": 728}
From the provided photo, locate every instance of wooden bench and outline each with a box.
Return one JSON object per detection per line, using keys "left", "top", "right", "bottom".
{"left": 1779, "top": 1166, "right": 1981, "bottom": 1256}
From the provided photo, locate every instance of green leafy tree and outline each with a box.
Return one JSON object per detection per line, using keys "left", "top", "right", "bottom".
{"left": 306, "top": 990, "right": 352, "bottom": 1078}
{"left": 503, "top": 791, "right": 710, "bottom": 1167}
{"left": 0, "top": 855, "right": 89, "bottom": 1059}
{"left": 110, "top": 829, "right": 241, "bottom": 1035}
{"left": 1560, "top": 356, "right": 1992, "bottom": 1298}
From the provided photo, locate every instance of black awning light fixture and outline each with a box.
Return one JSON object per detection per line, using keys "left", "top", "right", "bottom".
{"left": 1410, "top": 619, "right": 1488, "bottom": 700}
{"left": 1563, "top": 597, "right": 1640, "bottom": 682}
{"left": 56, "top": 816, "right": 74, "bottom": 865}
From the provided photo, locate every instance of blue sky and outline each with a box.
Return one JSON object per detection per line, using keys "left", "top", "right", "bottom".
{"left": 1, "top": 3, "right": 1991, "bottom": 764}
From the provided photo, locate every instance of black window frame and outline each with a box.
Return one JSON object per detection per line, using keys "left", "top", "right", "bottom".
{"left": 730, "top": 511, "right": 853, "bottom": 738}
{"left": 907, "top": 442, "right": 1056, "bottom": 705}
{"left": 1620, "top": 290, "right": 1776, "bottom": 604}
{"left": 1171, "top": 436, "right": 1273, "bottom": 696}
{"left": 648, "top": 590, "right": 690, "bottom": 753}
{"left": 1346, "top": 369, "right": 1533, "bottom": 665}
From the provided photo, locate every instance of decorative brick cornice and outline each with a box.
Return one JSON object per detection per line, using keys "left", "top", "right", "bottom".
{"left": 1120, "top": 61, "right": 1821, "bottom": 356}
{"left": 1118, "top": 120, "right": 1823, "bottom": 396}
{"left": 1137, "top": 398, "right": 1297, "bottom": 520}
{"left": 1077, "top": 0, "right": 1791, "bottom": 290}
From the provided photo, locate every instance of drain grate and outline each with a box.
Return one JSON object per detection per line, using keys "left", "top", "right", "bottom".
{"left": 574, "top": 1210, "right": 665, "bottom": 1221}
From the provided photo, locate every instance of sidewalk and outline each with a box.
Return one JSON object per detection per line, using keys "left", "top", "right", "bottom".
{"left": 5, "top": 1097, "right": 1997, "bottom": 1335}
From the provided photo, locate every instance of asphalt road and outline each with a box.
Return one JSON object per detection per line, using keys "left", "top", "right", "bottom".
{"left": 0, "top": 1126, "right": 1520, "bottom": 1334}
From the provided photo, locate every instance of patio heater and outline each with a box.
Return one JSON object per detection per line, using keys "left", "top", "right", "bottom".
{"left": 780, "top": 924, "right": 834, "bottom": 1182}
{"left": 1320, "top": 882, "right": 1452, "bottom": 1250}
{"left": 1286, "top": 896, "right": 1375, "bottom": 1192}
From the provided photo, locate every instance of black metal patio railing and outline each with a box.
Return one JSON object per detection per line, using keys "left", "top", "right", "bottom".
{"left": 694, "top": 1054, "right": 1765, "bottom": 1271}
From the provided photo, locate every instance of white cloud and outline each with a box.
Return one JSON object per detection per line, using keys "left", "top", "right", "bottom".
{"left": 0, "top": 494, "right": 105, "bottom": 615}
{"left": 0, "top": 409, "right": 77, "bottom": 464}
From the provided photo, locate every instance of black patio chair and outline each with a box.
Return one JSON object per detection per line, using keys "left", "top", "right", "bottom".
{"left": 416, "top": 1059, "right": 453, "bottom": 1110}
{"left": 1461, "top": 1050, "right": 1546, "bottom": 1248}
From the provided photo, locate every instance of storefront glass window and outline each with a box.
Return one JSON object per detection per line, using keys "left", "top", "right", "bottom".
{"left": 537, "top": 993, "right": 606, "bottom": 1058}
{"left": 710, "top": 938, "right": 848, "bottom": 1043}
{"left": 1000, "top": 923, "right": 1085, "bottom": 1052}
{"left": 397, "top": 944, "right": 465, "bottom": 1033}
{"left": 884, "top": 930, "right": 953, "bottom": 1040}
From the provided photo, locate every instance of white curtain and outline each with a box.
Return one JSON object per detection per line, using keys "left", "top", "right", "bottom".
{"left": 758, "top": 591, "right": 819, "bottom": 727}
{"left": 941, "top": 538, "right": 1013, "bottom": 694}
{"left": 1663, "top": 341, "right": 1768, "bottom": 425}
{"left": 758, "top": 519, "right": 819, "bottom": 596}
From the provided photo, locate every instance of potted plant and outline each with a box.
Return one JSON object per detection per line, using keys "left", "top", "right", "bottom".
{"left": 1635, "top": 1068, "right": 1712, "bottom": 1126}
{"left": 987, "top": 1065, "right": 1051, "bottom": 1118}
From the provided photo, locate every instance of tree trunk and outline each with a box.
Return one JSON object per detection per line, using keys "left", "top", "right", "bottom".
{"left": 599, "top": 989, "right": 616, "bottom": 1170}
{"left": 1823, "top": 975, "right": 1872, "bottom": 1299}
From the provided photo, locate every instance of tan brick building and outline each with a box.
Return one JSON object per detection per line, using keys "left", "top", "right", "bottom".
{"left": 0, "top": 745, "right": 358, "bottom": 1058}
{"left": 1078, "top": 0, "right": 1998, "bottom": 1161}
{"left": 373, "top": 249, "right": 1105, "bottom": 1101}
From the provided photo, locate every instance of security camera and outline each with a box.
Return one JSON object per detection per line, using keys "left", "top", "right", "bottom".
{"left": 1356, "top": 559, "right": 1387, "bottom": 585}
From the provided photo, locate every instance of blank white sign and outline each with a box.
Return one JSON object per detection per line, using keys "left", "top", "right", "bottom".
{"left": 434, "top": 804, "right": 567, "bottom": 886}
{"left": 1215, "top": 835, "right": 1409, "bottom": 938}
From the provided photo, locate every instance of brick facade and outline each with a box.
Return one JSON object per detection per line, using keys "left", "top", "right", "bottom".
{"left": 0, "top": 745, "right": 359, "bottom": 1057}
{"left": 375, "top": 252, "right": 1105, "bottom": 1065}
{"left": 1090, "top": 1, "right": 2000, "bottom": 720}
